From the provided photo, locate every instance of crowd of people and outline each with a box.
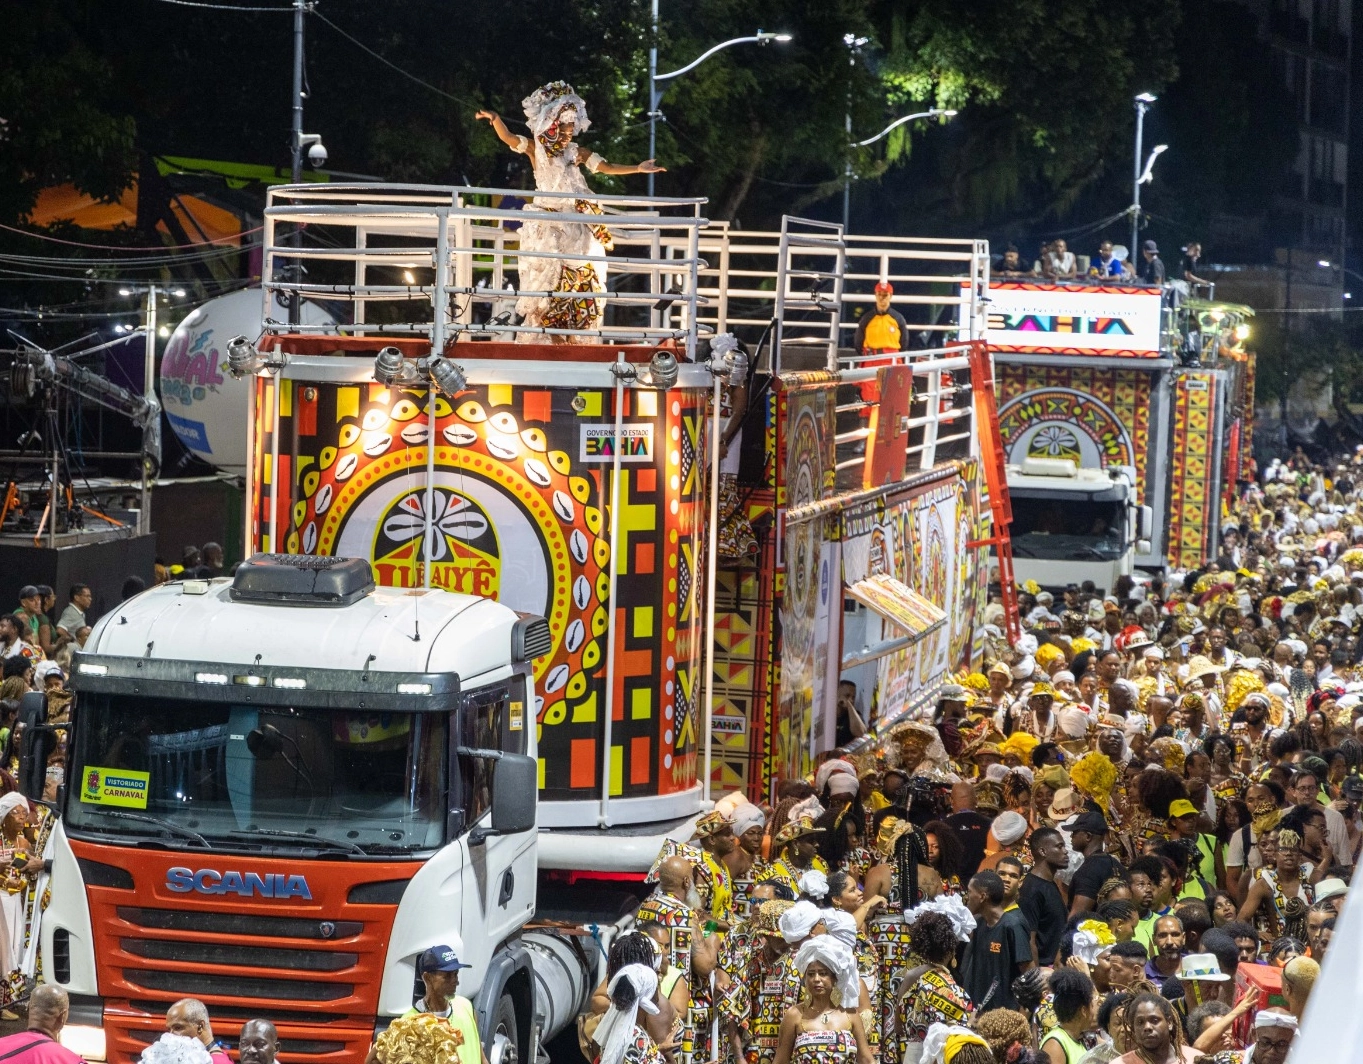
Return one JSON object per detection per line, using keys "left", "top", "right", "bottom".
{"left": 601, "top": 448, "right": 1363, "bottom": 1064}
{"left": 993, "top": 239, "right": 1210, "bottom": 290}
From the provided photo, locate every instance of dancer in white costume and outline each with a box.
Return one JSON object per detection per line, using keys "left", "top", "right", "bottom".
{"left": 477, "top": 82, "right": 664, "bottom": 341}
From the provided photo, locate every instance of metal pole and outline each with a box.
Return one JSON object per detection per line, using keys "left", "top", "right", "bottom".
{"left": 648, "top": 0, "right": 658, "bottom": 198}
{"left": 140, "top": 284, "right": 157, "bottom": 536}
{"left": 1131, "top": 100, "right": 1145, "bottom": 256}
{"left": 599, "top": 361, "right": 627, "bottom": 828}
{"left": 1282, "top": 250, "right": 1292, "bottom": 445}
{"left": 842, "top": 46, "right": 854, "bottom": 232}
{"left": 702, "top": 374, "right": 721, "bottom": 806}
{"left": 291, "top": 0, "right": 305, "bottom": 185}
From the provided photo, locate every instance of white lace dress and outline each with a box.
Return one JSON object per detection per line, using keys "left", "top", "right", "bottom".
{"left": 514, "top": 136, "right": 610, "bottom": 340}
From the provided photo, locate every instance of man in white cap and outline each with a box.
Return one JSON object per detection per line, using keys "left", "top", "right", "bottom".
{"left": 1240, "top": 1009, "right": 1296, "bottom": 1063}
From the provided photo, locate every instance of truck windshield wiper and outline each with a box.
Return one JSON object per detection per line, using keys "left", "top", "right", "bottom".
{"left": 226, "top": 828, "right": 366, "bottom": 855}
{"left": 99, "top": 810, "right": 213, "bottom": 849}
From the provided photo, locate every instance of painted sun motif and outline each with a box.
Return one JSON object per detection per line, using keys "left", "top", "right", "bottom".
{"left": 1028, "top": 424, "right": 1080, "bottom": 461}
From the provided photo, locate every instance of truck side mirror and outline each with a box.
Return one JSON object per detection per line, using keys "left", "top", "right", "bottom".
{"left": 459, "top": 747, "right": 537, "bottom": 845}
{"left": 489, "top": 753, "right": 537, "bottom": 836}
{"left": 1138, "top": 506, "right": 1153, "bottom": 539}
{"left": 15, "top": 692, "right": 51, "bottom": 800}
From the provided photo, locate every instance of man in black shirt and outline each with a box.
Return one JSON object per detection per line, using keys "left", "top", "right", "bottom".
{"left": 945, "top": 782, "right": 992, "bottom": 880}
{"left": 1140, "top": 240, "right": 1166, "bottom": 285}
{"left": 1067, "top": 811, "right": 1123, "bottom": 915}
{"left": 961, "top": 870, "right": 1035, "bottom": 1012}
{"left": 1018, "top": 827, "right": 1069, "bottom": 966}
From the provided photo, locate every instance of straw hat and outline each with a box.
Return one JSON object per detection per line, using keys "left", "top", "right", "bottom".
{"left": 1185, "top": 655, "right": 1225, "bottom": 682}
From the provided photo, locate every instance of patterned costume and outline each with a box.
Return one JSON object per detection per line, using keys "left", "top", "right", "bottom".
{"left": 867, "top": 882, "right": 917, "bottom": 1056}
{"left": 635, "top": 892, "right": 704, "bottom": 1061}
{"left": 790, "top": 1029, "right": 856, "bottom": 1064}
{"left": 719, "top": 946, "right": 801, "bottom": 1064}
{"left": 897, "top": 966, "right": 973, "bottom": 1064}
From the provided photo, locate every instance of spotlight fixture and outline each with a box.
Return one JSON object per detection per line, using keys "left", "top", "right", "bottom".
{"left": 373, "top": 346, "right": 424, "bottom": 389}
{"left": 428, "top": 356, "right": 468, "bottom": 397}
{"left": 226, "top": 335, "right": 269, "bottom": 378}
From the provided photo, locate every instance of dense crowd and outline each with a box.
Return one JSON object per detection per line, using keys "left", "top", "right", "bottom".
{"left": 597, "top": 448, "right": 1363, "bottom": 1064}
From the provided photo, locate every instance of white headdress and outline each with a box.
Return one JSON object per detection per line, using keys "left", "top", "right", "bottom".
{"left": 779, "top": 900, "right": 824, "bottom": 943}
{"left": 595, "top": 964, "right": 660, "bottom": 1064}
{"left": 904, "top": 893, "right": 977, "bottom": 942}
{"left": 819, "top": 908, "right": 857, "bottom": 950}
{"left": 797, "top": 869, "right": 829, "bottom": 901}
{"left": 139, "top": 1035, "right": 212, "bottom": 1064}
{"left": 521, "top": 81, "right": 591, "bottom": 139}
{"left": 793, "top": 934, "right": 861, "bottom": 1009}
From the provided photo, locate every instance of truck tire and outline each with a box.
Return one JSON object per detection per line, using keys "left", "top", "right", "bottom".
{"left": 487, "top": 992, "right": 519, "bottom": 1064}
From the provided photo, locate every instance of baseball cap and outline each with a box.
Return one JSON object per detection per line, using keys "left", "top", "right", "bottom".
{"left": 418, "top": 945, "right": 471, "bottom": 973}
{"left": 1314, "top": 877, "right": 1348, "bottom": 902}
{"left": 1341, "top": 775, "right": 1363, "bottom": 800}
{"left": 17, "top": 586, "right": 38, "bottom": 600}
{"left": 874, "top": 281, "right": 893, "bottom": 294}
{"left": 1071, "top": 811, "right": 1109, "bottom": 835}
{"left": 1168, "top": 799, "right": 1199, "bottom": 819}
{"left": 1143, "top": 240, "right": 1158, "bottom": 252}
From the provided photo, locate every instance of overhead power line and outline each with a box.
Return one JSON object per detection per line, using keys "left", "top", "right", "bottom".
{"left": 0, "top": 221, "right": 264, "bottom": 251}
{"left": 312, "top": 11, "right": 476, "bottom": 107}
{"left": 144, "top": 0, "right": 294, "bottom": 11}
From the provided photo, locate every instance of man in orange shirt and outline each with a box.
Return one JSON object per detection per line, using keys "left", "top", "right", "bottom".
{"left": 852, "top": 282, "right": 909, "bottom": 413}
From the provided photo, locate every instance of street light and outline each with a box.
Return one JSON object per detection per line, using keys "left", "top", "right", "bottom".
{"left": 845, "top": 109, "right": 958, "bottom": 230}
{"left": 1137, "top": 144, "right": 1168, "bottom": 185}
{"left": 647, "top": 17, "right": 791, "bottom": 196}
{"left": 1130, "top": 93, "right": 1158, "bottom": 254}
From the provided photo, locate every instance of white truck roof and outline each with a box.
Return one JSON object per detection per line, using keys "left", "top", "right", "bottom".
{"left": 86, "top": 577, "right": 522, "bottom": 682}
{"left": 1005, "top": 461, "right": 1131, "bottom": 500}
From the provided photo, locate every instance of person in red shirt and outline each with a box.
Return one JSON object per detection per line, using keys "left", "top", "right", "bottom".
{"left": 0, "top": 985, "right": 86, "bottom": 1064}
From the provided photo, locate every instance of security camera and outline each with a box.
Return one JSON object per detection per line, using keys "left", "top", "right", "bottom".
{"left": 299, "top": 133, "right": 327, "bottom": 169}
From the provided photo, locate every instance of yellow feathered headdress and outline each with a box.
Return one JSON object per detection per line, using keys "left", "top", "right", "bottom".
{"left": 1069, "top": 752, "right": 1118, "bottom": 816}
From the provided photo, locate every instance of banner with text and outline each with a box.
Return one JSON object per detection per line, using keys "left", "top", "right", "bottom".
{"left": 980, "top": 282, "right": 1163, "bottom": 357}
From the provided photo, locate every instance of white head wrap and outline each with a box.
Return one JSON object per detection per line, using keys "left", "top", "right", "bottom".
{"left": 596, "top": 964, "right": 660, "bottom": 1064}
{"left": 779, "top": 900, "right": 824, "bottom": 944}
{"left": 139, "top": 1035, "right": 213, "bottom": 1064}
{"left": 1015, "top": 634, "right": 1039, "bottom": 656}
{"left": 521, "top": 81, "right": 591, "bottom": 139}
{"left": 788, "top": 795, "right": 825, "bottom": 822}
{"left": 1054, "top": 670, "right": 1076, "bottom": 684}
{"left": 904, "top": 893, "right": 977, "bottom": 942}
{"left": 815, "top": 758, "right": 857, "bottom": 794}
{"left": 731, "top": 803, "right": 766, "bottom": 836}
{"left": 798, "top": 869, "right": 830, "bottom": 901}
{"left": 794, "top": 934, "right": 861, "bottom": 1008}
{"left": 1059, "top": 707, "right": 1090, "bottom": 739}
{"left": 0, "top": 792, "right": 28, "bottom": 824}
{"left": 984, "top": 764, "right": 1010, "bottom": 783}
{"left": 819, "top": 908, "right": 858, "bottom": 950}
{"left": 992, "top": 810, "right": 1029, "bottom": 845}
{"left": 1253, "top": 1010, "right": 1298, "bottom": 1031}
{"left": 1070, "top": 927, "right": 1114, "bottom": 966}
{"left": 923, "top": 1023, "right": 989, "bottom": 1064}
{"left": 1011, "top": 656, "right": 1036, "bottom": 679}
{"left": 827, "top": 773, "right": 859, "bottom": 798}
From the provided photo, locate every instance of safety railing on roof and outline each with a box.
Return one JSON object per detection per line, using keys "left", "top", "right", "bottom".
{"left": 261, "top": 183, "right": 710, "bottom": 358}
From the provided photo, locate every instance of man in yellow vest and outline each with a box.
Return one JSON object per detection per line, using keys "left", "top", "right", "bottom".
{"left": 367, "top": 944, "right": 488, "bottom": 1064}
{"left": 852, "top": 282, "right": 909, "bottom": 413}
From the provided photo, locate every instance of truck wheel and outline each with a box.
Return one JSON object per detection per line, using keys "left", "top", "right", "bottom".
{"left": 488, "top": 993, "right": 518, "bottom": 1064}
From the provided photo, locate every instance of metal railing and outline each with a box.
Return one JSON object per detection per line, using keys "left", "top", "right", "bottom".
{"left": 262, "top": 183, "right": 710, "bottom": 357}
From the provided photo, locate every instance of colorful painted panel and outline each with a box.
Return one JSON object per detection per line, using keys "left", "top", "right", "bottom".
{"left": 252, "top": 377, "right": 707, "bottom": 806}
{"left": 982, "top": 282, "right": 1163, "bottom": 357}
{"left": 1167, "top": 370, "right": 1219, "bottom": 569}
{"left": 996, "top": 365, "right": 1152, "bottom": 504}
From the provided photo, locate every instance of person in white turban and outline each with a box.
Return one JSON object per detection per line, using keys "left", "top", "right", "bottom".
{"left": 773, "top": 936, "right": 873, "bottom": 1064}
{"left": 779, "top": 900, "right": 825, "bottom": 946}
{"left": 594, "top": 964, "right": 661, "bottom": 1064}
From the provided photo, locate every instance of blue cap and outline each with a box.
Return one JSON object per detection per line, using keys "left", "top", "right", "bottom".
{"left": 419, "top": 945, "right": 471, "bottom": 973}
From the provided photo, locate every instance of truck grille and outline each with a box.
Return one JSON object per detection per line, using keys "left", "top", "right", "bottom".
{"left": 117, "top": 906, "right": 363, "bottom": 940}
{"left": 124, "top": 968, "right": 352, "bottom": 1001}
{"left": 120, "top": 938, "right": 358, "bottom": 972}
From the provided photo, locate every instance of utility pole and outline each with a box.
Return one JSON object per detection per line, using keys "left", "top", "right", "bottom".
{"left": 648, "top": 0, "right": 658, "bottom": 197}
{"left": 1131, "top": 94, "right": 1154, "bottom": 254}
{"left": 141, "top": 285, "right": 157, "bottom": 536}
{"left": 291, "top": 0, "right": 306, "bottom": 184}
{"left": 1282, "top": 249, "right": 1293, "bottom": 448}
{"left": 842, "top": 35, "right": 868, "bottom": 232}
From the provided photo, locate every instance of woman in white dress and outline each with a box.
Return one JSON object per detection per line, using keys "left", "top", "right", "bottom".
{"left": 477, "top": 81, "right": 664, "bottom": 341}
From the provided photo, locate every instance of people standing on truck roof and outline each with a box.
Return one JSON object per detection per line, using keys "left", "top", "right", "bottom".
{"left": 366, "top": 945, "right": 486, "bottom": 1064}
{"left": 165, "top": 999, "right": 232, "bottom": 1064}
{"left": 0, "top": 986, "right": 83, "bottom": 1064}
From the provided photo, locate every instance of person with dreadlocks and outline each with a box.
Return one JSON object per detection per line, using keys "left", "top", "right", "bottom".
{"left": 862, "top": 815, "right": 940, "bottom": 1058}
{"left": 1237, "top": 828, "right": 1314, "bottom": 944}
{"left": 476, "top": 83, "right": 663, "bottom": 341}
{"left": 1114, "top": 992, "right": 1198, "bottom": 1063}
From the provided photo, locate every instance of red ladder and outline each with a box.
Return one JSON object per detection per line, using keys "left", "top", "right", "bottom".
{"left": 965, "top": 341, "right": 1022, "bottom": 644}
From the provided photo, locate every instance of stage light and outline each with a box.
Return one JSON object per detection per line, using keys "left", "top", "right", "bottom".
{"left": 428, "top": 356, "right": 468, "bottom": 397}
{"left": 373, "top": 346, "right": 423, "bottom": 388}
{"left": 226, "top": 335, "right": 266, "bottom": 378}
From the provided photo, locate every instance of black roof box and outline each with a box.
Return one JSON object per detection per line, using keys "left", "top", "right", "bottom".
{"left": 230, "top": 554, "right": 375, "bottom": 607}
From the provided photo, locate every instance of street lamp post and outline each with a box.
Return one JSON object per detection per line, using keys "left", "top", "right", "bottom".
{"left": 119, "top": 284, "right": 185, "bottom": 535}
{"left": 841, "top": 34, "right": 868, "bottom": 232}
{"left": 1131, "top": 92, "right": 1158, "bottom": 254}
{"left": 845, "top": 108, "right": 957, "bottom": 230}
{"left": 647, "top": 17, "right": 791, "bottom": 196}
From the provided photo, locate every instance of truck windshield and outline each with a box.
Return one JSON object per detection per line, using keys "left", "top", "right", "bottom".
{"left": 1009, "top": 496, "right": 1127, "bottom": 561}
{"left": 65, "top": 695, "right": 446, "bottom": 855}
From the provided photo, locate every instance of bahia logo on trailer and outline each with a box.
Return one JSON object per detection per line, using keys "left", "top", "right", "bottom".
{"left": 166, "top": 867, "right": 313, "bottom": 899}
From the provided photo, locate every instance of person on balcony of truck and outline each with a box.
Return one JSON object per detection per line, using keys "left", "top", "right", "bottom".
{"left": 1139, "top": 240, "right": 1167, "bottom": 285}
{"left": 166, "top": 999, "right": 233, "bottom": 1064}
{"left": 366, "top": 945, "right": 486, "bottom": 1064}
{"left": 996, "top": 245, "right": 1031, "bottom": 277}
{"left": 1090, "top": 241, "right": 1130, "bottom": 280}
{"left": 1181, "top": 243, "right": 1211, "bottom": 288}
{"left": 475, "top": 83, "right": 664, "bottom": 343}
{"left": 1043, "top": 239, "right": 1078, "bottom": 281}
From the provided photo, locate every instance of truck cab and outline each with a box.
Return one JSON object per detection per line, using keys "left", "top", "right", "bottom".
{"left": 1005, "top": 458, "right": 1152, "bottom": 594}
{"left": 35, "top": 555, "right": 545, "bottom": 1064}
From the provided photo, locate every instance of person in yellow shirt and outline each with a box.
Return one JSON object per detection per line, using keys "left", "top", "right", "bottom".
{"left": 367, "top": 944, "right": 488, "bottom": 1064}
{"left": 851, "top": 282, "right": 910, "bottom": 415}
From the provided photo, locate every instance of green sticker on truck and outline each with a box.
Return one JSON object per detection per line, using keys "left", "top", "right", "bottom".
{"left": 80, "top": 766, "right": 150, "bottom": 808}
